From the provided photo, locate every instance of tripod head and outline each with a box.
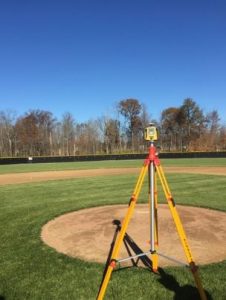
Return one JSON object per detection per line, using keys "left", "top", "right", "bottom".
{"left": 144, "top": 123, "right": 158, "bottom": 142}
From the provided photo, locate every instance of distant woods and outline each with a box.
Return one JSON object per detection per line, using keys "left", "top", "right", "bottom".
{"left": 0, "top": 98, "right": 226, "bottom": 157}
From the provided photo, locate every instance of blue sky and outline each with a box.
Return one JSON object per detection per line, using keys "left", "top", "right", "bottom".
{"left": 0, "top": 0, "right": 226, "bottom": 123}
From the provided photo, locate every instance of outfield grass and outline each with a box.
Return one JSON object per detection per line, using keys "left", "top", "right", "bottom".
{"left": 0, "top": 170, "right": 226, "bottom": 299}
{"left": 0, "top": 157, "right": 226, "bottom": 174}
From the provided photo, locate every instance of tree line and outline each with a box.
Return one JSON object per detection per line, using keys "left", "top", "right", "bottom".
{"left": 0, "top": 98, "right": 226, "bottom": 157}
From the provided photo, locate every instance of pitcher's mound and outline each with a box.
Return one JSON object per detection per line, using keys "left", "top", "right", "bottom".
{"left": 41, "top": 204, "right": 226, "bottom": 267}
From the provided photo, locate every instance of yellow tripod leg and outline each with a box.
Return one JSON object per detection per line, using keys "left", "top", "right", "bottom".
{"left": 156, "top": 164, "right": 207, "bottom": 300}
{"left": 97, "top": 163, "right": 148, "bottom": 300}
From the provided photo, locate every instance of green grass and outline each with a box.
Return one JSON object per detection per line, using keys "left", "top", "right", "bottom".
{"left": 0, "top": 171, "right": 226, "bottom": 299}
{"left": 1, "top": 157, "right": 226, "bottom": 174}
{"left": 0, "top": 160, "right": 142, "bottom": 174}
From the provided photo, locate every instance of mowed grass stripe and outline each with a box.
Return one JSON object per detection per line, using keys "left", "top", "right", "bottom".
{"left": 1, "top": 157, "right": 226, "bottom": 174}
{"left": 0, "top": 173, "right": 226, "bottom": 299}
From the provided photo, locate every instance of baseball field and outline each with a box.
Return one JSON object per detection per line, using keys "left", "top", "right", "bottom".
{"left": 0, "top": 158, "right": 226, "bottom": 299}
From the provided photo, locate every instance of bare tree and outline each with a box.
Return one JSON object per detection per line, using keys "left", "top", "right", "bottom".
{"left": 52, "top": 121, "right": 63, "bottom": 155}
{"left": 219, "top": 126, "right": 226, "bottom": 150}
{"left": 97, "top": 116, "right": 120, "bottom": 154}
{"left": 15, "top": 110, "right": 55, "bottom": 156}
{"left": 15, "top": 112, "right": 39, "bottom": 156}
{"left": 206, "top": 110, "right": 221, "bottom": 150}
{"left": 104, "top": 119, "right": 120, "bottom": 153}
{"left": 0, "top": 110, "right": 17, "bottom": 156}
{"left": 161, "top": 107, "right": 181, "bottom": 151}
{"left": 61, "top": 112, "right": 75, "bottom": 155}
{"left": 79, "top": 120, "right": 101, "bottom": 154}
{"left": 117, "top": 98, "right": 142, "bottom": 151}
{"left": 179, "top": 98, "right": 206, "bottom": 151}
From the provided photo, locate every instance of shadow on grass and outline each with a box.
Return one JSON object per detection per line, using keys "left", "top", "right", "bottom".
{"left": 98, "top": 219, "right": 212, "bottom": 300}
{"left": 158, "top": 268, "right": 212, "bottom": 300}
{"left": 0, "top": 296, "right": 5, "bottom": 300}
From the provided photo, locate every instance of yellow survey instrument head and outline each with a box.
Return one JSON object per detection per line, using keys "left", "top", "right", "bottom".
{"left": 144, "top": 123, "right": 158, "bottom": 141}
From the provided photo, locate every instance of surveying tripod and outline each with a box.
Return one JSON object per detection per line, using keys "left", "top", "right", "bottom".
{"left": 97, "top": 124, "right": 207, "bottom": 300}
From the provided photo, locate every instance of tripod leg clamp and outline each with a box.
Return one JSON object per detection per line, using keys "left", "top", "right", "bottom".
{"left": 109, "top": 259, "right": 117, "bottom": 269}
{"left": 189, "top": 262, "right": 198, "bottom": 273}
{"left": 128, "top": 194, "right": 136, "bottom": 206}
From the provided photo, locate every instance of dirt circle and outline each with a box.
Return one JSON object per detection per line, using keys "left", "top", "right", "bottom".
{"left": 41, "top": 204, "right": 226, "bottom": 267}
